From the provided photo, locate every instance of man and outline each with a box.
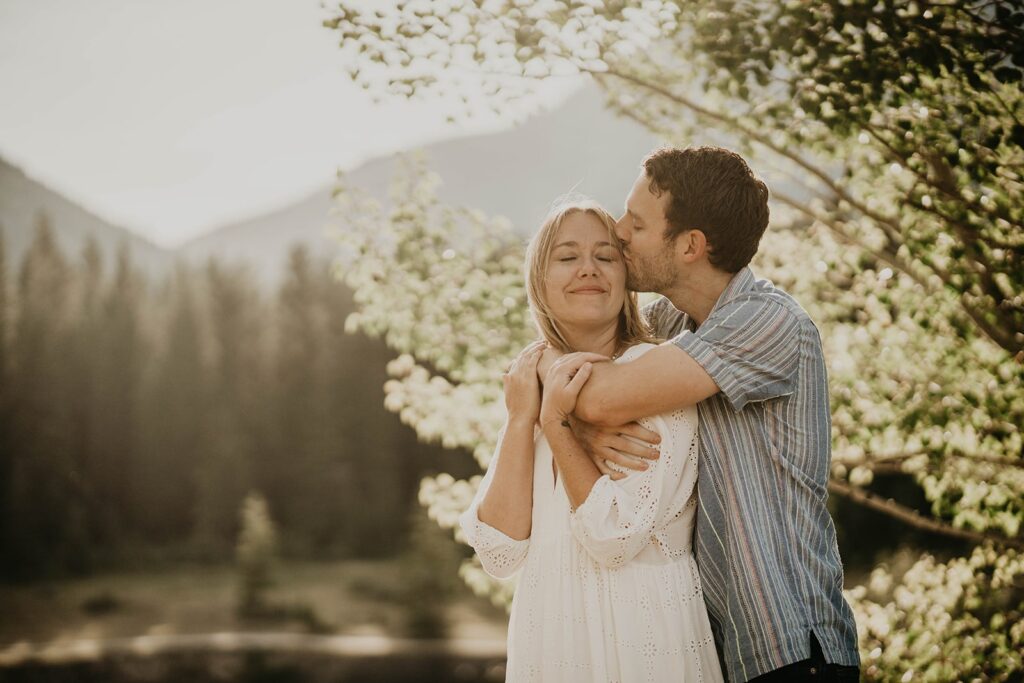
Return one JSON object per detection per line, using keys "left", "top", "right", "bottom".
{"left": 547, "top": 146, "right": 860, "bottom": 682}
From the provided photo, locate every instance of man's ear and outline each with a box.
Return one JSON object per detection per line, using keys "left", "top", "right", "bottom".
{"left": 676, "top": 229, "right": 708, "bottom": 263}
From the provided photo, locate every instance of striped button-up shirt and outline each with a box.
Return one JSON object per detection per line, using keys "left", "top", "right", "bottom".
{"left": 644, "top": 267, "right": 860, "bottom": 682}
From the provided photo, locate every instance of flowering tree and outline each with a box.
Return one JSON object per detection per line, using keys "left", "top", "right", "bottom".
{"left": 325, "top": 1, "right": 1024, "bottom": 678}
{"left": 329, "top": 158, "right": 533, "bottom": 607}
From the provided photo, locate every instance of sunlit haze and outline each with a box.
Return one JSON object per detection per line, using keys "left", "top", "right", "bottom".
{"left": 0, "top": 0, "right": 582, "bottom": 248}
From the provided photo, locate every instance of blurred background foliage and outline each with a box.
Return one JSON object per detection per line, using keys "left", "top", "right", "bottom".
{"left": 324, "top": 0, "right": 1024, "bottom": 680}
{"left": 0, "top": 218, "right": 476, "bottom": 582}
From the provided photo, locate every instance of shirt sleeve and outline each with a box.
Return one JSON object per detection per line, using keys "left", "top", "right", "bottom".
{"left": 641, "top": 296, "right": 674, "bottom": 339}
{"left": 569, "top": 406, "right": 699, "bottom": 569}
{"left": 458, "top": 426, "right": 531, "bottom": 580}
{"left": 670, "top": 295, "right": 800, "bottom": 411}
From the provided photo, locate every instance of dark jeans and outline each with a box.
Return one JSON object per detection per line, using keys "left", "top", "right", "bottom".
{"left": 749, "top": 633, "right": 860, "bottom": 683}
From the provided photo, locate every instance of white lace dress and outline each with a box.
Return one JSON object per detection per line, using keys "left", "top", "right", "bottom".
{"left": 460, "top": 343, "right": 724, "bottom": 683}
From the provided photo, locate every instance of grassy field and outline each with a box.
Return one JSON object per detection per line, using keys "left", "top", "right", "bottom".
{"left": 0, "top": 560, "right": 508, "bottom": 647}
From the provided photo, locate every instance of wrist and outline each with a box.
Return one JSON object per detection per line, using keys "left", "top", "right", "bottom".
{"left": 540, "top": 410, "right": 570, "bottom": 433}
{"left": 507, "top": 413, "right": 538, "bottom": 430}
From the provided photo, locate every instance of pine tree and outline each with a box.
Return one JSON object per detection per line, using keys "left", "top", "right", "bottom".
{"left": 64, "top": 236, "right": 106, "bottom": 566}
{"left": 0, "top": 229, "right": 11, "bottom": 572}
{"left": 266, "top": 246, "right": 333, "bottom": 551}
{"left": 136, "top": 263, "right": 208, "bottom": 541}
{"left": 193, "top": 259, "right": 263, "bottom": 553}
{"left": 0, "top": 229, "right": 9, "bottom": 387}
{"left": 4, "top": 214, "right": 81, "bottom": 576}
{"left": 84, "top": 242, "right": 146, "bottom": 547}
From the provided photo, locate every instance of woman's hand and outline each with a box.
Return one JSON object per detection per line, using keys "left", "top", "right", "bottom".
{"left": 536, "top": 346, "right": 562, "bottom": 384}
{"left": 540, "top": 352, "right": 607, "bottom": 429}
{"left": 503, "top": 340, "right": 547, "bottom": 425}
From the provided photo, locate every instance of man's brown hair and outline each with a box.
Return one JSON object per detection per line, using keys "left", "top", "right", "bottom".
{"left": 642, "top": 146, "right": 770, "bottom": 273}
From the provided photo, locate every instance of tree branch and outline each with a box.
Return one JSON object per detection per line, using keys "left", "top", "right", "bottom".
{"left": 863, "top": 121, "right": 1023, "bottom": 234}
{"left": 828, "top": 478, "right": 1024, "bottom": 550}
{"left": 770, "top": 191, "right": 939, "bottom": 295}
{"left": 769, "top": 191, "right": 1024, "bottom": 351}
{"left": 866, "top": 451, "right": 1024, "bottom": 471}
{"left": 775, "top": 190, "right": 1021, "bottom": 351}
{"left": 599, "top": 68, "right": 908, "bottom": 243}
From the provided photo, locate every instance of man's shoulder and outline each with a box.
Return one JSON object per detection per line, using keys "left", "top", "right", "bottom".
{"left": 729, "top": 276, "right": 815, "bottom": 327}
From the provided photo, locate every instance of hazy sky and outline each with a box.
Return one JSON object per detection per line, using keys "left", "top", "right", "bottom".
{"left": 0, "top": 0, "right": 581, "bottom": 248}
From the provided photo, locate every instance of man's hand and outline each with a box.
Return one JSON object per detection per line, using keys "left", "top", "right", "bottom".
{"left": 570, "top": 418, "right": 661, "bottom": 481}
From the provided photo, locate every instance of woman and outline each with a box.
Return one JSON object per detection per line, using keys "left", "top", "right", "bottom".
{"left": 459, "top": 199, "right": 723, "bottom": 682}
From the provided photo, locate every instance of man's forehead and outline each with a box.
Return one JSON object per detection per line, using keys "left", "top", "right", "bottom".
{"left": 626, "top": 179, "right": 664, "bottom": 216}
{"left": 624, "top": 182, "right": 643, "bottom": 212}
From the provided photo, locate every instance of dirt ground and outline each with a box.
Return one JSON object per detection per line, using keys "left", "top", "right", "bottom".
{"left": 0, "top": 560, "right": 508, "bottom": 647}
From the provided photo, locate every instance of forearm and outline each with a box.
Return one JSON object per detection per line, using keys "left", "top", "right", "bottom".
{"left": 478, "top": 417, "right": 535, "bottom": 541}
{"left": 574, "top": 344, "right": 720, "bottom": 425}
{"left": 573, "top": 362, "right": 634, "bottom": 426}
{"left": 542, "top": 421, "right": 602, "bottom": 510}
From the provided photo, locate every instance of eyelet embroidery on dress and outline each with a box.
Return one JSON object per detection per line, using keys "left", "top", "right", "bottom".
{"left": 464, "top": 342, "right": 723, "bottom": 682}
{"left": 459, "top": 504, "right": 530, "bottom": 579}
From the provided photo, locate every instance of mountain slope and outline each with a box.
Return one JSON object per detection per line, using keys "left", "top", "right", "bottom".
{"left": 1, "top": 85, "right": 661, "bottom": 289}
{"left": 0, "top": 159, "right": 175, "bottom": 278}
{"left": 179, "top": 86, "right": 660, "bottom": 287}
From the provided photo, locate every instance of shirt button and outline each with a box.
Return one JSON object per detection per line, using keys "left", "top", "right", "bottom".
{"left": 809, "top": 667, "right": 818, "bottom": 675}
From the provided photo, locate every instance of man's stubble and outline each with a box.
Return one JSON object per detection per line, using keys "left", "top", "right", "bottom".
{"left": 624, "top": 246, "right": 678, "bottom": 296}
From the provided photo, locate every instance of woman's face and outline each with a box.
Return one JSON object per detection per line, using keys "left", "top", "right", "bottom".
{"left": 543, "top": 211, "right": 627, "bottom": 332}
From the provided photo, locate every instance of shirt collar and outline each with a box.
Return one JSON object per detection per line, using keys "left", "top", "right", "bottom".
{"left": 705, "top": 266, "right": 756, "bottom": 320}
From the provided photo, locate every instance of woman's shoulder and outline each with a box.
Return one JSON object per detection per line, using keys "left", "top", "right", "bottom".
{"left": 614, "top": 342, "right": 659, "bottom": 363}
{"left": 614, "top": 342, "right": 699, "bottom": 432}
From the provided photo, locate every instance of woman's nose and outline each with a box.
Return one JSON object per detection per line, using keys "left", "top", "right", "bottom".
{"left": 578, "top": 256, "right": 599, "bottom": 276}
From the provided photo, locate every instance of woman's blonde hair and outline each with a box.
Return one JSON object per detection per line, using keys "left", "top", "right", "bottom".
{"left": 525, "top": 198, "right": 657, "bottom": 353}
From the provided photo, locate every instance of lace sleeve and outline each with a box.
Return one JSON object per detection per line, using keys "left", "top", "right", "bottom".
{"left": 569, "top": 406, "right": 699, "bottom": 569}
{"left": 458, "top": 427, "right": 531, "bottom": 579}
